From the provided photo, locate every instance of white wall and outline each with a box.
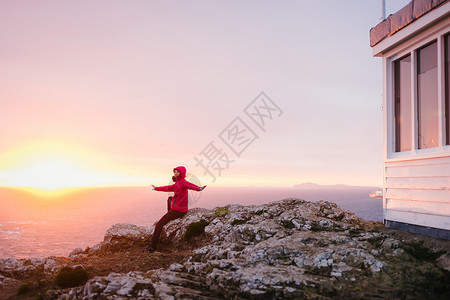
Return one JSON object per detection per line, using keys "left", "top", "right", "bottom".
{"left": 384, "top": 156, "right": 450, "bottom": 230}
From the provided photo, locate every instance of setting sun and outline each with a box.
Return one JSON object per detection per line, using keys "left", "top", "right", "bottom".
{"left": 0, "top": 141, "right": 150, "bottom": 194}
{"left": 6, "top": 157, "right": 94, "bottom": 190}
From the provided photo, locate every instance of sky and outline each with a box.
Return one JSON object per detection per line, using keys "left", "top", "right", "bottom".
{"left": 0, "top": 0, "right": 412, "bottom": 190}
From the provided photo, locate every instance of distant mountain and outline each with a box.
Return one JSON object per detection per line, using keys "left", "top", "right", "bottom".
{"left": 293, "top": 182, "right": 321, "bottom": 188}
{"left": 294, "top": 182, "right": 380, "bottom": 189}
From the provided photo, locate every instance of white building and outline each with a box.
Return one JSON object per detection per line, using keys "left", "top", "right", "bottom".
{"left": 370, "top": 0, "right": 450, "bottom": 239}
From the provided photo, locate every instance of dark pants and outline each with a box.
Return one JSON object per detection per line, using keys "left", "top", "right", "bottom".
{"left": 150, "top": 209, "right": 186, "bottom": 247}
{"left": 167, "top": 196, "right": 172, "bottom": 212}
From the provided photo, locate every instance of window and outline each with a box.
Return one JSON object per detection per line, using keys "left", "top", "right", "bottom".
{"left": 391, "top": 33, "right": 450, "bottom": 155}
{"left": 394, "top": 55, "right": 412, "bottom": 152}
{"left": 446, "top": 34, "right": 450, "bottom": 145}
{"left": 417, "top": 41, "right": 438, "bottom": 149}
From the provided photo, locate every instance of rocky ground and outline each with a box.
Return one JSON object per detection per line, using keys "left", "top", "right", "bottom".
{"left": 1, "top": 198, "right": 450, "bottom": 299}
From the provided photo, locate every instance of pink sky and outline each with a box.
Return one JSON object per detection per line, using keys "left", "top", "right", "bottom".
{"left": 0, "top": 1, "right": 411, "bottom": 189}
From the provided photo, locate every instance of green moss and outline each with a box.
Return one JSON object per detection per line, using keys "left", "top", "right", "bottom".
{"left": 231, "top": 218, "right": 249, "bottom": 226}
{"left": 369, "top": 227, "right": 381, "bottom": 233}
{"left": 305, "top": 266, "right": 332, "bottom": 277}
{"left": 377, "top": 243, "right": 450, "bottom": 299}
{"left": 17, "top": 284, "right": 30, "bottom": 295}
{"left": 310, "top": 221, "right": 332, "bottom": 232}
{"left": 402, "top": 241, "right": 445, "bottom": 261}
{"left": 279, "top": 219, "right": 295, "bottom": 229}
{"left": 54, "top": 266, "right": 89, "bottom": 288}
{"left": 367, "top": 236, "right": 385, "bottom": 248}
{"left": 387, "top": 262, "right": 450, "bottom": 298}
{"left": 214, "top": 206, "right": 230, "bottom": 217}
{"left": 22, "top": 259, "right": 32, "bottom": 266}
{"left": 310, "top": 220, "right": 344, "bottom": 232}
{"left": 332, "top": 212, "right": 345, "bottom": 221}
{"left": 348, "top": 228, "right": 365, "bottom": 237}
{"left": 36, "top": 293, "right": 45, "bottom": 300}
{"left": 185, "top": 220, "right": 210, "bottom": 241}
{"left": 310, "top": 221, "right": 326, "bottom": 232}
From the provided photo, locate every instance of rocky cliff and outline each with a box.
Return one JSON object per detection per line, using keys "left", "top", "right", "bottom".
{"left": 1, "top": 198, "right": 449, "bottom": 299}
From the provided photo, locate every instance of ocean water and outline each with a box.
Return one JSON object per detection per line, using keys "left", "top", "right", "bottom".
{"left": 0, "top": 186, "right": 382, "bottom": 259}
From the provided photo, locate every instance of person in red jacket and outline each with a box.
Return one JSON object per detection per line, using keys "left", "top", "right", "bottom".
{"left": 143, "top": 166, "right": 206, "bottom": 252}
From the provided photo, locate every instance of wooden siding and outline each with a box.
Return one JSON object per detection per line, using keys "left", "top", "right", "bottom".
{"left": 386, "top": 198, "right": 450, "bottom": 215}
{"left": 384, "top": 155, "right": 450, "bottom": 230}
{"left": 386, "top": 162, "right": 450, "bottom": 177}
{"left": 386, "top": 177, "right": 450, "bottom": 190}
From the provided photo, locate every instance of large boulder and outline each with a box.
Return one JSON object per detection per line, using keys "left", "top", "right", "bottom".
{"left": 47, "top": 199, "right": 450, "bottom": 299}
{"left": 0, "top": 257, "right": 64, "bottom": 276}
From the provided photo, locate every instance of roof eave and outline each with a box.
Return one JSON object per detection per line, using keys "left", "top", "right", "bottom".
{"left": 372, "top": 1, "right": 450, "bottom": 57}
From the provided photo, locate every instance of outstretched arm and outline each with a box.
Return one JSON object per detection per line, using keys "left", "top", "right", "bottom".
{"left": 184, "top": 181, "right": 207, "bottom": 191}
{"left": 151, "top": 184, "right": 174, "bottom": 192}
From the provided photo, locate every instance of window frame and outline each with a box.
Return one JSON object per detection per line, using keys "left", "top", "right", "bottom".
{"left": 393, "top": 54, "right": 413, "bottom": 153}
{"left": 385, "top": 26, "right": 450, "bottom": 161}
{"left": 445, "top": 34, "right": 450, "bottom": 146}
{"left": 416, "top": 40, "right": 439, "bottom": 150}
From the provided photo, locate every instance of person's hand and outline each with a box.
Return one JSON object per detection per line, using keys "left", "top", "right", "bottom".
{"left": 199, "top": 185, "right": 207, "bottom": 191}
{"left": 151, "top": 185, "right": 156, "bottom": 190}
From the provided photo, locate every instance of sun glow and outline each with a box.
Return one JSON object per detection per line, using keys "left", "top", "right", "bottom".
{"left": 6, "top": 157, "right": 95, "bottom": 190}
{"left": 0, "top": 141, "right": 146, "bottom": 195}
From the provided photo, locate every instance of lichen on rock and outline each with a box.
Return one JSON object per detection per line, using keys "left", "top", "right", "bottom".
{"left": 1, "top": 198, "right": 449, "bottom": 299}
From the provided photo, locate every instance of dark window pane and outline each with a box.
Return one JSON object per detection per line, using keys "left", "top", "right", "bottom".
{"left": 446, "top": 34, "right": 450, "bottom": 145}
{"left": 417, "top": 41, "right": 438, "bottom": 149}
{"left": 394, "top": 55, "right": 412, "bottom": 152}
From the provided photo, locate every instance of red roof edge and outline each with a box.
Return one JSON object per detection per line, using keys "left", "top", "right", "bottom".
{"left": 369, "top": 0, "right": 449, "bottom": 47}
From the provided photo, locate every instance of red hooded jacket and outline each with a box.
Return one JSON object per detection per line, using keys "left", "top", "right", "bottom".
{"left": 154, "top": 166, "right": 201, "bottom": 213}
